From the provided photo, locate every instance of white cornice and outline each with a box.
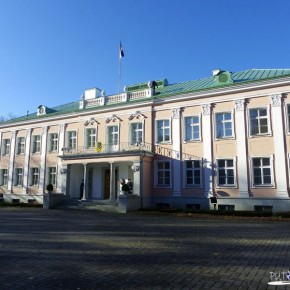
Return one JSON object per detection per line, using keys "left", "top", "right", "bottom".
{"left": 1, "top": 76, "right": 290, "bottom": 129}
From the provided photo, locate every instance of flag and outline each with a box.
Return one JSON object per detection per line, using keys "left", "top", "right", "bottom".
{"left": 119, "top": 42, "right": 124, "bottom": 58}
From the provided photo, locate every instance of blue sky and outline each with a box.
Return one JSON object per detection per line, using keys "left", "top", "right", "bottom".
{"left": 0, "top": 0, "right": 290, "bottom": 118}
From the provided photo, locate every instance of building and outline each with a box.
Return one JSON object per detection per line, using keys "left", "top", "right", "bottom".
{"left": 1, "top": 68, "right": 290, "bottom": 212}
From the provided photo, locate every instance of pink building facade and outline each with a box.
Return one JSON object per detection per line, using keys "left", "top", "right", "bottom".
{"left": 1, "top": 69, "right": 290, "bottom": 212}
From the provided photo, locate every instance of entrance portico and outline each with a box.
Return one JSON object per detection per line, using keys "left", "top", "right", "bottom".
{"left": 61, "top": 149, "right": 153, "bottom": 203}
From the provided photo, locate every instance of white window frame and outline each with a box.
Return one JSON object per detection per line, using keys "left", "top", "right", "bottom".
{"left": 155, "top": 119, "right": 171, "bottom": 144}
{"left": 129, "top": 121, "right": 144, "bottom": 145}
{"left": 183, "top": 114, "right": 201, "bottom": 142}
{"left": 250, "top": 155, "right": 274, "bottom": 188}
{"left": 32, "top": 135, "right": 41, "bottom": 154}
{"left": 16, "top": 137, "right": 25, "bottom": 155}
{"left": 48, "top": 133, "right": 58, "bottom": 152}
{"left": 183, "top": 159, "right": 203, "bottom": 188}
{"left": 106, "top": 124, "right": 119, "bottom": 145}
{"left": 2, "top": 139, "right": 11, "bottom": 156}
{"left": 30, "top": 167, "right": 39, "bottom": 187}
{"left": 66, "top": 130, "right": 77, "bottom": 149}
{"left": 248, "top": 106, "right": 272, "bottom": 137}
{"left": 214, "top": 110, "right": 235, "bottom": 139}
{"left": 215, "top": 157, "right": 237, "bottom": 188}
{"left": 85, "top": 127, "right": 97, "bottom": 149}
{"left": 0, "top": 168, "right": 8, "bottom": 186}
{"left": 47, "top": 166, "right": 57, "bottom": 186}
{"left": 154, "top": 160, "right": 172, "bottom": 188}
{"left": 14, "top": 168, "right": 23, "bottom": 187}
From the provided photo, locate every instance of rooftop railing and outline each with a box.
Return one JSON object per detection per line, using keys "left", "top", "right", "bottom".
{"left": 79, "top": 88, "right": 153, "bottom": 109}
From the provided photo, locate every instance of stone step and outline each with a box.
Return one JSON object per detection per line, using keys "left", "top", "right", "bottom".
{"left": 57, "top": 198, "right": 122, "bottom": 213}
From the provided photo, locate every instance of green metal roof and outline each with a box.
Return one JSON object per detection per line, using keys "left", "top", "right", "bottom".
{"left": 2, "top": 68, "right": 290, "bottom": 124}
{"left": 154, "top": 69, "right": 290, "bottom": 96}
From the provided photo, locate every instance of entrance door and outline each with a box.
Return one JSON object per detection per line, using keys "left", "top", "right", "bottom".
{"left": 104, "top": 168, "right": 118, "bottom": 199}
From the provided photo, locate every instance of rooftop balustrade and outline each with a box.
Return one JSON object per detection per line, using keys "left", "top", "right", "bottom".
{"left": 79, "top": 88, "right": 153, "bottom": 109}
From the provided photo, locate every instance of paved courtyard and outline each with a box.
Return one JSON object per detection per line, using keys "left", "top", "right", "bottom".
{"left": 0, "top": 208, "right": 289, "bottom": 290}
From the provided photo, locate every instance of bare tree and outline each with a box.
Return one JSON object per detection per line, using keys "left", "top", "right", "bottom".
{"left": 0, "top": 113, "right": 17, "bottom": 123}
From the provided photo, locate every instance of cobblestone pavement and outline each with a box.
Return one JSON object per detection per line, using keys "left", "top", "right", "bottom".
{"left": 0, "top": 208, "right": 290, "bottom": 290}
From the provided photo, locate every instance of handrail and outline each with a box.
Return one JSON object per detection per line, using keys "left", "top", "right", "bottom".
{"left": 61, "top": 142, "right": 200, "bottom": 160}
{"left": 62, "top": 142, "right": 152, "bottom": 156}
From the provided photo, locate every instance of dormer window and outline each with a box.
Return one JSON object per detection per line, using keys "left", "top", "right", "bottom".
{"left": 37, "top": 105, "right": 47, "bottom": 116}
{"left": 213, "top": 70, "right": 233, "bottom": 86}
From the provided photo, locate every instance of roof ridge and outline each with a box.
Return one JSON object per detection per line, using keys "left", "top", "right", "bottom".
{"left": 248, "top": 68, "right": 290, "bottom": 71}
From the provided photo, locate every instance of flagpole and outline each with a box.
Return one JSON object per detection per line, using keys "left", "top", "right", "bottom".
{"left": 118, "top": 42, "right": 124, "bottom": 95}
{"left": 118, "top": 53, "right": 121, "bottom": 95}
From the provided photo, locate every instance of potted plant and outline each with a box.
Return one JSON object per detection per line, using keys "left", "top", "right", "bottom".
{"left": 46, "top": 184, "right": 53, "bottom": 194}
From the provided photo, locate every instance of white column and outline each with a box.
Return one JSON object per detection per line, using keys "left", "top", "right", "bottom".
{"left": 202, "top": 104, "right": 213, "bottom": 197}
{"left": 271, "top": 94, "right": 288, "bottom": 197}
{"left": 109, "top": 162, "right": 115, "bottom": 200}
{"left": 7, "top": 131, "right": 16, "bottom": 193}
{"left": 132, "top": 161, "right": 141, "bottom": 196}
{"left": 57, "top": 124, "right": 66, "bottom": 192}
{"left": 171, "top": 108, "right": 181, "bottom": 196}
{"left": 0, "top": 132, "right": 2, "bottom": 158}
{"left": 39, "top": 127, "right": 48, "bottom": 194}
{"left": 234, "top": 99, "right": 249, "bottom": 197}
{"left": 82, "top": 163, "right": 87, "bottom": 200}
{"left": 22, "top": 129, "right": 32, "bottom": 194}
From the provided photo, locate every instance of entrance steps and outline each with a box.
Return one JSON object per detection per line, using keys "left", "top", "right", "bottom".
{"left": 57, "top": 198, "right": 123, "bottom": 213}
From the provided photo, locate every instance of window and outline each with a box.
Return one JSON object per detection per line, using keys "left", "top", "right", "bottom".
{"left": 15, "top": 168, "right": 23, "bottom": 186}
{"left": 249, "top": 108, "right": 269, "bottom": 135}
{"left": 48, "top": 167, "right": 57, "bottom": 186}
{"left": 16, "top": 137, "right": 25, "bottom": 155}
{"left": 2, "top": 139, "right": 11, "bottom": 156}
{"left": 0, "top": 169, "right": 8, "bottom": 186}
{"left": 49, "top": 133, "right": 58, "bottom": 152}
{"left": 156, "top": 120, "right": 170, "bottom": 143}
{"left": 252, "top": 157, "right": 273, "bottom": 186}
{"left": 130, "top": 122, "right": 143, "bottom": 144}
{"left": 215, "top": 112, "right": 233, "bottom": 138}
{"left": 108, "top": 125, "right": 119, "bottom": 145}
{"left": 155, "top": 160, "right": 171, "bottom": 187}
{"left": 184, "top": 160, "right": 202, "bottom": 187}
{"left": 216, "top": 159, "right": 235, "bottom": 186}
{"left": 67, "top": 131, "right": 77, "bottom": 149}
{"left": 32, "top": 135, "right": 41, "bottom": 153}
{"left": 86, "top": 128, "right": 96, "bottom": 148}
{"left": 184, "top": 116, "right": 200, "bottom": 141}
{"left": 30, "top": 168, "right": 39, "bottom": 186}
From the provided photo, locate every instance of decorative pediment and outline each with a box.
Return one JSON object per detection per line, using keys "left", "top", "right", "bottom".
{"left": 128, "top": 111, "right": 146, "bottom": 120}
{"left": 84, "top": 117, "right": 99, "bottom": 126}
{"left": 106, "top": 114, "right": 121, "bottom": 123}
